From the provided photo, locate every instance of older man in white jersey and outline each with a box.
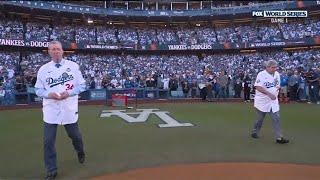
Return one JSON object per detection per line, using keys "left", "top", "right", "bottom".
{"left": 251, "top": 59, "right": 289, "bottom": 144}
{"left": 35, "top": 41, "right": 86, "bottom": 180}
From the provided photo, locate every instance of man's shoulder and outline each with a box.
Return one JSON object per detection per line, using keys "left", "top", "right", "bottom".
{"left": 38, "top": 62, "right": 52, "bottom": 72}
{"left": 65, "top": 60, "right": 79, "bottom": 67}
{"left": 257, "top": 70, "right": 266, "bottom": 77}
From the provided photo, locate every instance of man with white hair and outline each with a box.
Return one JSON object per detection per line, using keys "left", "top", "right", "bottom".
{"left": 251, "top": 59, "right": 289, "bottom": 144}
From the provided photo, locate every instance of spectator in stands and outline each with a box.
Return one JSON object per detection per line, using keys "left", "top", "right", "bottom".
{"left": 138, "top": 28, "right": 157, "bottom": 47}
{"left": 288, "top": 70, "right": 300, "bottom": 101}
{"left": 157, "top": 29, "right": 179, "bottom": 45}
{"left": 124, "top": 76, "right": 134, "bottom": 88}
{"left": 89, "top": 77, "right": 96, "bottom": 89}
{"left": 181, "top": 79, "right": 190, "bottom": 98}
{"left": 101, "top": 75, "right": 110, "bottom": 89}
{"left": 117, "top": 27, "right": 138, "bottom": 46}
{"left": 0, "top": 20, "right": 24, "bottom": 40}
{"left": 15, "top": 75, "right": 26, "bottom": 93}
{"left": 297, "top": 71, "right": 307, "bottom": 101}
{"left": 25, "top": 22, "right": 51, "bottom": 41}
{"left": 2, "top": 77, "right": 16, "bottom": 105}
{"left": 233, "top": 75, "right": 242, "bottom": 98}
{"left": 279, "top": 69, "right": 289, "bottom": 103}
{"left": 198, "top": 76, "right": 207, "bottom": 101}
{"left": 94, "top": 76, "right": 102, "bottom": 89}
{"left": 217, "top": 70, "right": 228, "bottom": 99}
{"left": 226, "top": 75, "right": 231, "bottom": 98}
{"left": 307, "top": 68, "right": 319, "bottom": 104}
{"left": 97, "top": 27, "right": 118, "bottom": 45}
{"left": 0, "top": 86, "right": 5, "bottom": 105}
{"left": 243, "top": 74, "right": 252, "bottom": 102}
{"left": 162, "top": 75, "right": 170, "bottom": 90}
{"left": 169, "top": 75, "right": 178, "bottom": 95}
{"left": 156, "top": 74, "right": 163, "bottom": 89}
{"left": 0, "top": 70, "right": 4, "bottom": 87}
{"left": 206, "top": 75, "right": 214, "bottom": 101}
{"left": 110, "top": 77, "right": 118, "bottom": 89}
{"left": 75, "top": 26, "right": 96, "bottom": 44}
{"left": 190, "top": 79, "right": 198, "bottom": 98}
{"left": 145, "top": 74, "right": 155, "bottom": 88}
{"left": 50, "top": 25, "right": 75, "bottom": 43}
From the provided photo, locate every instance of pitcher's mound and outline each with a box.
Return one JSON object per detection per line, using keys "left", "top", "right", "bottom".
{"left": 93, "top": 163, "right": 320, "bottom": 180}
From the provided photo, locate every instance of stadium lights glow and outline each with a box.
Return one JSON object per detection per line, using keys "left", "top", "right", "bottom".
{"left": 240, "top": 50, "right": 256, "bottom": 53}
{"left": 42, "top": 49, "right": 74, "bottom": 53}
{"left": 284, "top": 47, "right": 309, "bottom": 50}
{"left": 64, "top": 50, "right": 75, "bottom": 53}
{"left": 87, "top": 18, "right": 93, "bottom": 24}
{"left": 196, "top": 23, "right": 201, "bottom": 27}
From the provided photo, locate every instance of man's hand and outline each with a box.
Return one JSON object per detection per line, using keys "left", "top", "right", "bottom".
{"left": 256, "top": 86, "right": 277, "bottom": 100}
{"left": 48, "top": 92, "right": 69, "bottom": 100}
{"left": 268, "top": 93, "right": 277, "bottom": 100}
{"left": 60, "top": 91, "right": 69, "bottom": 100}
{"left": 48, "top": 92, "right": 62, "bottom": 100}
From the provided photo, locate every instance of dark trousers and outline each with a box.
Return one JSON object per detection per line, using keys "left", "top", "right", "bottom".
{"left": 226, "top": 86, "right": 230, "bottom": 98}
{"left": 244, "top": 88, "right": 251, "bottom": 100}
{"left": 234, "top": 86, "right": 242, "bottom": 98}
{"left": 44, "top": 122, "right": 84, "bottom": 173}
{"left": 289, "top": 84, "right": 298, "bottom": 101}
{"left": 218, "top": 87, "right": 226, "bottom": 99}
{"left": 200, "top": 87, "right": 207, "bottom": 100}
{"left": 309, "top": 85, "right": 319, "bottom": 103}
{"left": 191, "top": 89, "right": 197, "bottom": 98}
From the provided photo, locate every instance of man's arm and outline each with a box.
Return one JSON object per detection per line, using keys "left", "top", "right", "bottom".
{"left": 35, "top": 88, "right": 62, "bottom": 100}
{"left": 34, "top": 68, "right": 61, "bottom": 100}
{"left": 255, "top": 86, "right": 277, "bottom": 100}
{"left": 309, "top": 77, "right": 319, "bottom": 82}
{"left": 34, "top": 88, "right": 50, "bottom": 98}
{"left": 34, "top": 68, "right": 50, "bottom": 99}
{"left": 68, "top": 82, "right": 86, "bottom": 96}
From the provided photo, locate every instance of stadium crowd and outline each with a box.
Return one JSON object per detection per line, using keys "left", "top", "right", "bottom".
{"left": 1, "top": 18, "right": 320, "bottom": 46}
{"left": 1, "top": 17, "right": 320, "bottom": 105}
{"left": 0, "top": 49, "right": 319, "bottom": 105}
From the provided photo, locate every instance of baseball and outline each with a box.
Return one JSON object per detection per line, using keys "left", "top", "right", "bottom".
{"left": 55, "top": 92, "right": 61, "bottom": 97}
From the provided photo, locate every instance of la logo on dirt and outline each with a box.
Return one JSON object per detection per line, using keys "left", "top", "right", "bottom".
{"left": 100, "top": 109, "right": 194, "bottom": 128}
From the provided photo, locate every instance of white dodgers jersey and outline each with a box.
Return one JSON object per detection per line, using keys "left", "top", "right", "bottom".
{"left": 35, "top": 59, "right": 85, "bottom": 124}
{"left": 254, "top": 70, "right": 280, "bottom": 112}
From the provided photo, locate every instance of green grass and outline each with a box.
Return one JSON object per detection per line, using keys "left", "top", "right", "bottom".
{"left": 0, "top": 103, "right": 319, "bottom": 179}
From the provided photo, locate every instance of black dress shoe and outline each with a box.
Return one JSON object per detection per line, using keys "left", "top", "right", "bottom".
{"left": 251, "top": 132, "right": 259, "bottom": 139}
{"left": 78, "top": 152, "right": 85, "bottom": 164}
{"left": 45, "top": 171, "right": 57, "bottom": 180}
{"left": 276, "top": 137, "right": 289, "bottom": 144}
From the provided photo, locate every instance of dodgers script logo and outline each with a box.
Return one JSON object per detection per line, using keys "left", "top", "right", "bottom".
{"left": 100, "top": 109, "right": 194, "bottom": 128}
{"left": 264, "top": 78, "right": 279, "bottom": 88}
{"left": 46, "top": 72, "right": 74, "bottom": 88}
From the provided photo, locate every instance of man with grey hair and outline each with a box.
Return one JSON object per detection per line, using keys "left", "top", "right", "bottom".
{"left": 35, "top": 41, "right": 86, "bottom": 179}
{"left": 251, "top": 59, "right": 289, "bottom": 144}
